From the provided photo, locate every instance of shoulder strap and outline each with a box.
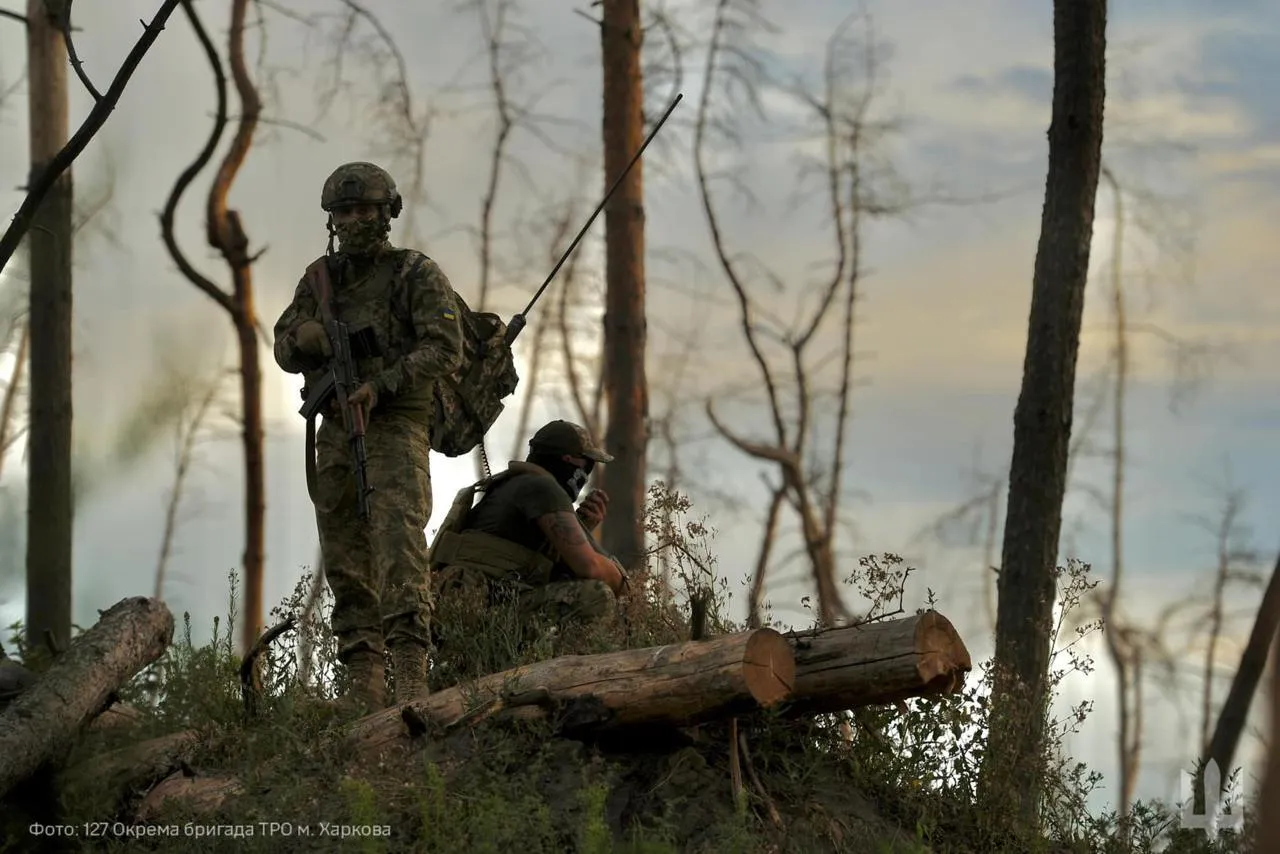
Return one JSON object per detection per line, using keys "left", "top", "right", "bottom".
{"left": 428, "top": 465, "right": 528, "bottom": 570}
{"left": 387, "top": 250, "right": 431, "bottom": 321}
{"left": 402, "top": 250, "right": 430, "bottom": 281}
{"left": 371, "top": 250, "right": 400, "bottom": 296}
{"left": 304, "top": 256, "right": 338, "bottom": 326}
{"left": 301, "top": 256, "right": 338, "bottom": 511}
{"left": 504, "top": 460, "right": 556, "bottom": 480}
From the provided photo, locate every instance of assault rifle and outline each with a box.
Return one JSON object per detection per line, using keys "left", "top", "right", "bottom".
{"left": 299, "top": 257, "right": 377, "bottom": 520}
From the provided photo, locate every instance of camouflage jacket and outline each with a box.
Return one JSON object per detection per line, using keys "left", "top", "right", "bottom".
{"left": 272, "top": 245, "right": 465, "bottom": 423}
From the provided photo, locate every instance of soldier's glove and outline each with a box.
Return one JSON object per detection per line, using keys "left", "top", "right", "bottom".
{"left": 295, "top": 320, "right": 332, "bottom": 358}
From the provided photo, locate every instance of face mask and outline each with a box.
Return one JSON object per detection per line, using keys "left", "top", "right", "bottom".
{"left": 332, "top": 216, "right": 389, "bottom": 257}
{"left": 565, "top": 466, "right": 591, "bottom": 501}
{"left": 534, "top": 454, "right": 592, "bottom": 501}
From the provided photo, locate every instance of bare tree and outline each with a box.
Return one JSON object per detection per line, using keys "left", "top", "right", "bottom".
{"left": 464, "top": 0, "right": 544, "bottom": 314}
{"left": 911, "top": 463, "right": 1005, "bottom": 633}
{"left": 0, "top": 162, "right": 119, "bottom": 486}
{"left": 1093, "top": 162, "right": 1150, "bottom": 832}
{"left": 302, "top": 0, "right": 435, "bottom": 244}
{"left": 295, "top": 541, "right": 327, "bottom": 688}
{"left": 0, "top": 0, "right": 183, "bottom": 276}
{"left": 556, "top": 243, "right": 603, "bottom": 434}
{"left": 1063, "top": 160, "right": 1212, "bottom": 828}
{"left": 0, "top": 322, "right": 29, "bottom": 481}
{"left": 1189, "top": 481, "right": 1261, "bottom": 753}
{"left": 509, "top": 197, "right": 584, "bottom": 458}
{"left": 23, "top": 0, "right": 74, "bottom": 655}
{"left": 459, "top": 0, "right": 578, "bottom": 476}
{"left": 1254, "top": 621, "right": 1280, "bottom": 851}
{"left": 695, "top": 4, "right": 900, "bottom": 627}
{"left": 598, "top": 0, "right": 649, "bottom": 573}
{"left": 977, "top": 0, "right": 1107, "bottom": 835}
{"left": 160, "top": 0, "right": 266, "bottom": 655}
{"left": 1200, "top": 547, "right": 1280, "bottom": 804}
{"left": 154, "top": 367, "right": 228, "bottom": 602}
{"left": 913, "top": 359, "right": 1111, "bottom": 641}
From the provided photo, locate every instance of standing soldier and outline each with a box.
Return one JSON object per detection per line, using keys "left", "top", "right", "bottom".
{"left": 272, "top": 162, "right": 464, "bottom": 713}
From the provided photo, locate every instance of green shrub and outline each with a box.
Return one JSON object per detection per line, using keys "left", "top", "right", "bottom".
{"left": 1, "top": 484, "right": 1260, "bottom": 853}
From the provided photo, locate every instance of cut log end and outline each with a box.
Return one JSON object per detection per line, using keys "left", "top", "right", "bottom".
{"left": 783, "top": 611, "right": 973, "bottom": 716}
{"left": 914, "top": 611, "right": 973, "bottom": 695}
{"left": 742, "top": 628, "right": 795, "bottom": 707}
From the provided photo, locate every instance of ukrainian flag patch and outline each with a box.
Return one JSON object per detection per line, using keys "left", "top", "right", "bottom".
{"left": 441, "top": 308, "right": 457, "bottom": 321}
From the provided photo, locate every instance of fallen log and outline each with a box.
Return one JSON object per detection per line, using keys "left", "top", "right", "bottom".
{"left": 0, "top": 597, "right": 174, "bottom": 800}
{"left": 135, "top": 770, "right": 243, "bottom": 821}
{"left": 349, "top": 627, "right": 795, "bottom": 756}
{"left": 0, "top": 654, "right": 36, "bottom": 712}
{"left": 60, "top": 729, "right": 205, "bottom": 816}
{"left": 781, "top": 611, "right": 972, "bottom": 716}
{"left": 89, "top": 701, "right": 147, "bottom": 731}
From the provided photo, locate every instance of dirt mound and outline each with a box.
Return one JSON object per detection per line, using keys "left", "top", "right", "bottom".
{"left": 48, "top": 707, "right": 927, "bottom": 854}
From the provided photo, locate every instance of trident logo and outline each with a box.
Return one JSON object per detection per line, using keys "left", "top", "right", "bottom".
{"left": 1179, "top": 759, "right": 1244, "bottom": 835}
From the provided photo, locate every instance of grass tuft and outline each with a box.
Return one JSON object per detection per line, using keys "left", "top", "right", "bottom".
{"left": 0, "top": 483, "right": 1261, "bottom": 853}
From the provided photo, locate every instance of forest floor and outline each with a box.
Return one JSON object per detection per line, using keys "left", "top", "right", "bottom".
{"left": 0, "top": 503, "right": 1261, "bottom": 853}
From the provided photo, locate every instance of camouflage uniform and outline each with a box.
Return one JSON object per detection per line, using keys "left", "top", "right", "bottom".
{"left": 432, "top": 527, "right": 616, "bottom": 627}
{"left": 273, "top": 162, "right": 464, "bottom": 709}
{"left": 431, "top": 421, "right": 621, "bottom": 631}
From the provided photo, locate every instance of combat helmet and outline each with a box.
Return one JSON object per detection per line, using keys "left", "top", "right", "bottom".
{"left": 320, "top": 162, "right": 403, "bottom": 218}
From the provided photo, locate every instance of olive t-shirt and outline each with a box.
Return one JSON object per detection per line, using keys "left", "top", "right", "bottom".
{"left": 464, "top": 472, "right": 575, "bottom": 553}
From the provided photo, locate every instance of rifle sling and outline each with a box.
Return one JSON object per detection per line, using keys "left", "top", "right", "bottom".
{"left": 298, "top": 252, "right": 396, "bottom": 513}
{"left": 303, "top": 257, "right": 338, "bottom": 512}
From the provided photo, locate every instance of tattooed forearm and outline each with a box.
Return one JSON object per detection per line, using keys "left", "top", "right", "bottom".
{"left": 546, "top": 511, "right": 588, "bottom": 549}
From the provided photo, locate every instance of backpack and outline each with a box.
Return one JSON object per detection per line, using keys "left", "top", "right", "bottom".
{"left": 428, "top": 286, "right": 520, "bottom": 457}
{"left": 426, "top": 461, "right": 550, "bottom": 571}
{"left": 367, "top": 250, "right": 518, "bottom": 457}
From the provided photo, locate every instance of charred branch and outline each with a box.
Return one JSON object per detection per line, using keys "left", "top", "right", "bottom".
{"left": 0, "top": 0, "right": 183, "bottom": 276}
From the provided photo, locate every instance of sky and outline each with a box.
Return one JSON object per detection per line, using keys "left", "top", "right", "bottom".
{"left": 1, "top": 0, "right": 1278, "bottom": 824}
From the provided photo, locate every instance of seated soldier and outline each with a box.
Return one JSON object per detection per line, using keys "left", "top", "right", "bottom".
{"left": 429, "top": 420, "right": 627, "bottom": 629}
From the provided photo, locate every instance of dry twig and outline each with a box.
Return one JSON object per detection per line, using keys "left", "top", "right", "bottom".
{"left": 240, "top": 615, "right": 296, "bottom": 718}
{"left": 0, "top": 0, "right": 184, "bottom": 275}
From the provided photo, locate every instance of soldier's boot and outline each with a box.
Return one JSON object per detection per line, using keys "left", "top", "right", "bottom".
{"left": 389, "top": 640, "right": 430, "bottom": 702}
{"left": 334, "top": 648, "right": 387, "bottom": 715}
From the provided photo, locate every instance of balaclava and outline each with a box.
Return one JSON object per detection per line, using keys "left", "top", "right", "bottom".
{"left": 330, "top": 210, "right": 390, "bottom": 258}
{"left": 528, "top": 452, "right": 593, "bottom": 502}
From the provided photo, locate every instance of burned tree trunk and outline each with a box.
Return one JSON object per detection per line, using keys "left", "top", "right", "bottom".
{"left": 978, "top": 0, "right": 1107, "bottom": 832}
{"left": 209, "top": 0, "right": 266, "bottom": 656}
{"left": 348, "top": 628, "right": 795, "bottom": 756}
{"left": 25, "top": 0, "right": 74, "bottom": 654}
{"left": 0, "top": 597, "right": 174, "bottom": 800}
{"left": 1200, "top": 550, "right": 1280, "bottom": 796}
{"left": 598, "top": 0, "right": 648, "bottom": 574}
{"left": 162, "top": 0, "right": 265, "bottom": 654}
{"left": 1254, "top": 624, "right": 1280, "bottom": 852}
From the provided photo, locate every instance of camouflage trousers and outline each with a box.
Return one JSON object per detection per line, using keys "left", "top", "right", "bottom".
{"left": 314, "top": 410, "right": 433, "bottom": 663}
{"left": 433, "top": 563, "right": 616, "bottom": 628}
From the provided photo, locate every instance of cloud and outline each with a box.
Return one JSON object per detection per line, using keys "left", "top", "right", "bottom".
{"left": 952, "top": 65, "right": 1051, "bottom": 104}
